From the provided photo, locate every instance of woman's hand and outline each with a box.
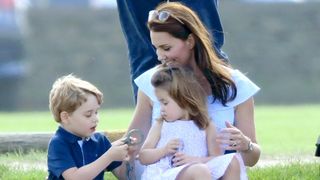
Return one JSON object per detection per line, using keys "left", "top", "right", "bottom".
{"left": 216, "top": 121, "right": 251, "bottom": 152}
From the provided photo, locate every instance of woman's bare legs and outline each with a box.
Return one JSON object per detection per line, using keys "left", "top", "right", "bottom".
{"left": 177, "top": 163, "right": 211, "bottom": 180}
{"left": 222, "top": 156, "right": 240, "bottom": 180}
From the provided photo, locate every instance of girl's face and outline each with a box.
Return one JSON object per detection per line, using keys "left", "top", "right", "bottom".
{"left": 150, "top": 31, "right": 194, "bottom": 67}
{"left": 62, "top": 93, "right": 100, "bottom": 138}
{"left": 155, "top": 88, "right": 187, "bottom": 122}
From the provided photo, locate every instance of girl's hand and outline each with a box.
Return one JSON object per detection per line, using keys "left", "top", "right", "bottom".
{"left": 164, "top": 138, "right": 180, "bottom": 155}
{"left": 216, "top": 121, "right": 250, "bottom": 151}
{"left": 171, "top": 152, "right": 200, "bottom": 167}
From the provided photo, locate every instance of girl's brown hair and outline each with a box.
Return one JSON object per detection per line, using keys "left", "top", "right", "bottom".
{"left": 151, "top": 65, "right": 210, "bottom": 129}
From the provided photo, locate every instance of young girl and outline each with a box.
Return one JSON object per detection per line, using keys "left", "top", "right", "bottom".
{"left": 138, "top": 66, "right": 247, "bottom": 180}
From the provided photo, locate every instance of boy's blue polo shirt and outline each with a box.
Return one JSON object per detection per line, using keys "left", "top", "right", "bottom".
{"left": 47, "top": 126, "right": 121, "bottom": 180}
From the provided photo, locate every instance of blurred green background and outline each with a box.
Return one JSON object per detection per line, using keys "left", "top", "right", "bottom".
{"left": 0, "top": 1, "right": 319, "bottom": 178}
{"left": 1, "top": 1, "right": 319, "bottom": 111}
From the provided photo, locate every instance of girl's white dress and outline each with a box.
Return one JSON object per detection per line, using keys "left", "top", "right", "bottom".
{"left": 141, "top": 120, "right": 248, "bottom": 180}
{"left": 136, "top": 66, "right": 259, "bottom": 179}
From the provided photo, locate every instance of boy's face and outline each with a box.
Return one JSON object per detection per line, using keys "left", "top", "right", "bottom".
{"left": 155, "top": 88, "right": 187, "bottom": 122}
{"left": 62, "top": 93, "right": 100, "bottom": 138}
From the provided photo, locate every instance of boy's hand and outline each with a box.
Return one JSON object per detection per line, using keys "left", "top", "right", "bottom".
{"left": 128, "top": 143, "right": 139, "bottom": 156}
{"left": 109, "top": 139, "right": 129, "bottom": 161}
{"left": 164, "top": 138, "right": 180, "bottom": 155}
{"left": 111, "top": 138, "right": 126, "bottom": 146}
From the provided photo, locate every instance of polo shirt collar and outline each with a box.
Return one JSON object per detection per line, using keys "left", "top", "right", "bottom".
{"left": 57, "top": 126, "right": 98, "bottom": 143}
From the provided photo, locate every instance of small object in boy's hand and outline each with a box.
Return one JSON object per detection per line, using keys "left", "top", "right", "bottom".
{"left": 123, "top": 129, "right": 144, "bottom": 146}
{"left": 129, "top": 136, "right": 137, "bottom": 143}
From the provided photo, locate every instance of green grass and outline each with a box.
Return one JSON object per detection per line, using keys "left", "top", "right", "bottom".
{"left": 0, "top": 150, "right": 115, "bottom": 179}
{"left": 0, "top": 108, "right": 133, "bottom": 132}
{"left": 0, "top": 150, "right": 46, "bottom": 180}
{"left": 0, "top": 105, "right": 319, "bottom": 157}
{"left": 0, "top": 105, "right": 319, "bottom": 179}
{"left": 0, "top": 165, "right": 46, "bottom": 180}
{"left": 255, "top": 105, "right": 320, "bottom": 157}
{"left": 0, "top": 150, "right": 319, "bottom": 180}
{"left": 248, "top": 162, "right": 320, "bottom": 179}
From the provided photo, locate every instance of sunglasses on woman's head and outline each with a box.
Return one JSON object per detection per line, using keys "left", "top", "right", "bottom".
{"left": 148, "top": 10, "right": 184, "bottom": 25}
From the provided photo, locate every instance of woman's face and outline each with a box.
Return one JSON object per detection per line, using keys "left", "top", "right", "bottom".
{"left": 150, "top": 31, "right": 194, "bottom": 67}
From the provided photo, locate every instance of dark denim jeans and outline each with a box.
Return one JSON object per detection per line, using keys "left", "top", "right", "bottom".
{"left": 116, "top": 0, "right": 227, "bottom": 102}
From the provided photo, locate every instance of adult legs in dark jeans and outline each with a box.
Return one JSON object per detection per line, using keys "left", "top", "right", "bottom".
{"left": 116, "top": 0, "right": 228, "bottom": 102}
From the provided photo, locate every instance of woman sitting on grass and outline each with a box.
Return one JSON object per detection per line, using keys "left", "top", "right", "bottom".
{"left": 139, "top": 66, "right": 247, "bottom": 180}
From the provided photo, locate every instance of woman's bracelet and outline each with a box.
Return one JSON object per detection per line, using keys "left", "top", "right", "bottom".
{"left": 246, "top": 140, "right": 254, "bottom": 151}
{"left": 242, "top": 137, "right": 254, "bottom": 152}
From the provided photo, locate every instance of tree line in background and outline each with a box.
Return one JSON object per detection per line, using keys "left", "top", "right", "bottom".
{"left": 1, "top": 1, "right": 319, "bottom": 111}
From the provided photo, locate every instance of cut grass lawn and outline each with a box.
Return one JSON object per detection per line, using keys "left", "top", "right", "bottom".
{"left": 1, "top": 163, "right": 318, "bottom": 180}
{"left": 255, "top": 105, "right": 320, "bottom": 157}
{"left": 0, "top": 108, "right": 133, "bottom": 132}
{"left": 0, "top": 105, "right": 319, "bottom": 179}
{"left": 0, "top": 150, "right": 319, "bottom": 180}
{"left": 0, "top": 105, "right": 319, "bottom": 157}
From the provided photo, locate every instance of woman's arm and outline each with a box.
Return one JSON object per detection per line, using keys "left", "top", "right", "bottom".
{"left": 127, "top": 90, "right": 153, "bottom": 141}
{"left": 112, "top": 165, "right": 127, "bottom": 180}
{"left": 216, "top": 97, "right": 260, "bottom": 166}
{"left": 234, "top": 97, "right": 261, "bottom": 166}
{"left": 207, "top": 121, "right": 223, "bottom": 157}
{"left": 116, "top": 90, "right": 153, "bottom": 176}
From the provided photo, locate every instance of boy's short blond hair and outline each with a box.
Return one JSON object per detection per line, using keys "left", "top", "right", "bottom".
{"left": 49, "top": 74, "right": 103, "bottom": 123}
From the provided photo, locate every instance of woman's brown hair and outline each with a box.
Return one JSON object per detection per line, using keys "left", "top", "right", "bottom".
{"left": 148, "top": 2, "right": 237, "bottom": 106}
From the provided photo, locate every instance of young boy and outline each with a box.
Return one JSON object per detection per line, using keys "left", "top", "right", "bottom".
{"left": 47, "top": 74, "right": 128, "bottom": 180}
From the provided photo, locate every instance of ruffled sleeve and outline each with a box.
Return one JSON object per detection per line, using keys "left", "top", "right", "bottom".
{"left": 226, "top": 68, "right": 260, "bottom": 107}
{"left": 134, "top": 67, "right": 158, "bottom": 102}
{"left": 207, "top": 68, "right": 260, "bottom": 130}
{"left": 134, "top": 67, "right": 162, "bottom": 123}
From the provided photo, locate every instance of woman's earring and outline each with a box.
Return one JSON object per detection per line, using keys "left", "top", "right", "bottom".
{"left": 187, "top": 34, "right": 195, "bottom": 49}
{"left": 186, "top": 42, "right": 190, "bottom": 47}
